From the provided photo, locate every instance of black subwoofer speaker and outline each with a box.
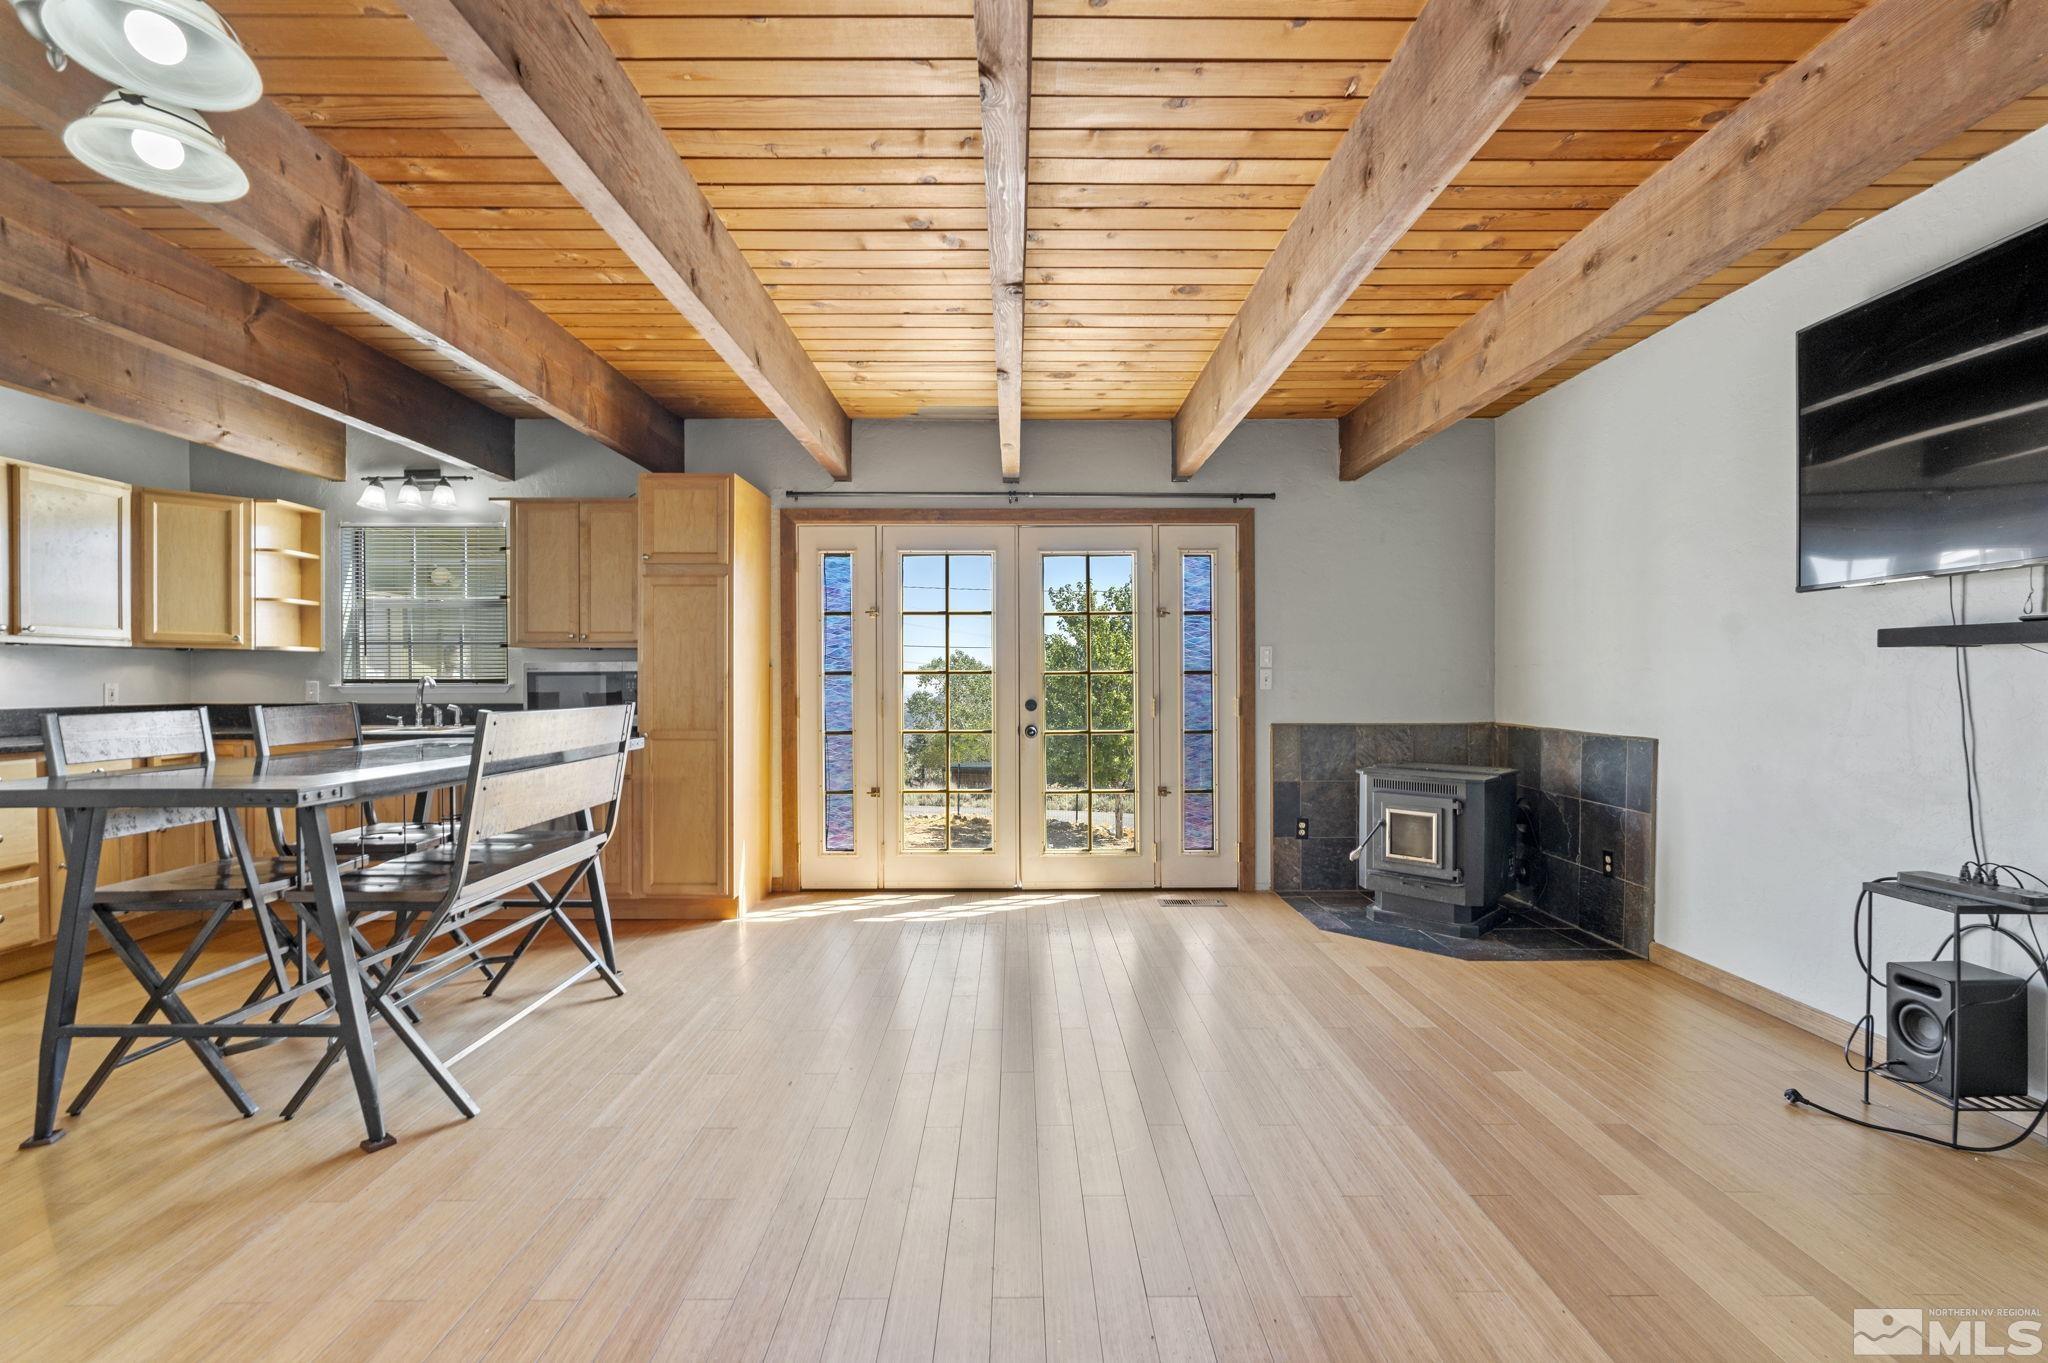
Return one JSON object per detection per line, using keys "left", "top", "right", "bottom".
{"left": 1885, "top": 960, "right": 2030, "bottom": 1099}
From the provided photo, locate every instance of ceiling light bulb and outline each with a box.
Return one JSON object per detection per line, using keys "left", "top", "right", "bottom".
{"left": 429, "top": 477, "right": 458, "bottom": 509}
{"left": 121, "top": 7, "right": 187, "bottom": 64}
{"left": 394, "top": 478, "right": 423, "bottom": 508}
{"left": 128, "top": 125, "right": 184, "bottom": 170}
{"left": 356, "top": 477, "right": 387, "bottom": 511}
{"left": 39, "top": 0, "right": 262, "bottom": 110}
{"left": 63, "top": 92, "right": 246, "bottom": 202}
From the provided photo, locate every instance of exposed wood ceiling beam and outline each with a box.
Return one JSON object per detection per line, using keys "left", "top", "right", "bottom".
{"left": 0, "top": 296, "right": 346, "bottom": 480}
{"left": 1169, "top": 0, "right": 1605, "bottom": 480}
{"left": 0, "top": 25, "right": 684, "bottom": 474}
{"left": 0, "top": 156, "right": 513, "bottom": 476}
{"left": 398, "top": 0, "right": 854, "bottom": 479}
{"left": 975, "top": 0, "right": 1031, "bottom": 481}
{"left": 1338, "top": 0, "right": 2048, "bottom": 479}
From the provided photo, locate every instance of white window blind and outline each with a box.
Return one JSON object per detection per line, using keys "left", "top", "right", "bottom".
{"left": 341, "top": 524, "right": 509, "bottom": 683}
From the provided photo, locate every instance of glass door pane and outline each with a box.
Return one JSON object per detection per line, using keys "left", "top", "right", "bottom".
{"left": 796, "top": 526, "right": 881, "bottom": 889}
{"left": 881, "top": 526, "right": 1018, "bottom": 888}
{"left": 1020, "top": 527, "right": 1155, "bottom": 888}
{"left": 1158, "top": 526, "right": 1239, "bottom": 888}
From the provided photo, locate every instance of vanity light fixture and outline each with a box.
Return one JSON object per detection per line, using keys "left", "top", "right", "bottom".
{"left": 357, "top": 469, "right": 474, "bottom": 513}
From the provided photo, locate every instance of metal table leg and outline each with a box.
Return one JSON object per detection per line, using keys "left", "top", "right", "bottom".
{"left": 297, "top": 808, "right": 395, "bottom": 1153}
{"left": 21, "top": 808, "right": 107, "bottom": 1149}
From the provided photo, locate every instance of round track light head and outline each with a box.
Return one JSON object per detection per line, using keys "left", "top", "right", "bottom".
{"left": 39, "top": 0, "right": 261, "bottom": 109}
{"left": 62, "top": 91, "right": 247, "bottom": 202}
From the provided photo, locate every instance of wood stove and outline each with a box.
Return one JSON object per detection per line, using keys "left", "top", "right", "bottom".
{"left": 1357, "top": 764, "right": 1517, "bottom": 936}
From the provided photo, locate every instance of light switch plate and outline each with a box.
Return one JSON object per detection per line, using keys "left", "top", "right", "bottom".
{"left": 1258, "top": 667, "right": 1273, "bottom": 691}
{"left": 1258, "top": 645, "right": 1273, "bottom": 668}
{"left": 305, "top": 680, "right": 322, "bottom": 701}
{"left": 102, "top": 682, "right": 118, "bottom": 706}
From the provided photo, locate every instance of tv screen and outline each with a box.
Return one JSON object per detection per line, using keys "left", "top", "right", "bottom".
{"left": 1796, "top": 217, "right": 2048, "bottom": 591}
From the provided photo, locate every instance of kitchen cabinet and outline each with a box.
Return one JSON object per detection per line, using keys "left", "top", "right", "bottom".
{"left": 8, "top": 462, "right": 131, "bottom": 644}
{"left": 134, "top": 488, "right": 252, "bottom": 649}
{"left": 634, "top": 474, "right": 770, "bottom": 915}
{"left": 509, "top": 498, "right": 638, "bottom": 647}
{"left": 250, "top": 500, "right": 323, "bottom": 652}
{"left": 0, "top": 757, "right": 40, "bottom": 952}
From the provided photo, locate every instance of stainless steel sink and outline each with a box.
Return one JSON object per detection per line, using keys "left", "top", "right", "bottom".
{"left": 361, "top": 725, "right": 475, "bottom": 741}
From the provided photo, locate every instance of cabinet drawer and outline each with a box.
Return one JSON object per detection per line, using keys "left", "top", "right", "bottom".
{"left": 0, "top": 874, "right": 44, "bottom": 950}
{"left": 0, "top": 804, "right": 37, "bottom": 874}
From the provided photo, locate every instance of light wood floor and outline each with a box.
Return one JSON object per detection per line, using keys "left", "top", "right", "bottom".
{"left": 3, "top": 891, "right": 2046, "bottom": 1362}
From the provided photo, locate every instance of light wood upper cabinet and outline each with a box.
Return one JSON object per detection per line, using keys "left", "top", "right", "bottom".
{"left": 639, "top": 477, "right": 729, "bottom": 564}
{"left": 582, "top": 500, "right": 639, "bottom": 644}
{"left": 509, "top": 498, "right": 638, "bottom": 647}
{"left": 0, "top": 464, "right": 11, "bottom": 638}
{"left": 134, "top": 488, "right": 252, "bottom": 649}
{"left": 10, "top": 462, "right": 130, "bottom": 644}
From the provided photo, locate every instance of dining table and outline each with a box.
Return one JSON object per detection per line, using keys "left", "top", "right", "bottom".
{"left": 0, "top": 734, "right": 635, "bottom": 1153}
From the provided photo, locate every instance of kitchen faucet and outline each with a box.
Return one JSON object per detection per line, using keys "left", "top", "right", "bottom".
{"left": 413, "top": 675, "right": 437, "bottom": 727}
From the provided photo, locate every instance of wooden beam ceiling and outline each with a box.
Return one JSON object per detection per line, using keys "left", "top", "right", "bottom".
{"left": 975, "top": 0, "right": 1031, "bottom": 481}
{"left": 0, "top": 296, "right": 346, "bottom": 480}
{"left": 1338, "top": 0, "right": 2048, "bottom": 479}
{"left": 3, "top": 1, "right": 2040, "bottom": 444}
{"left": 396, "top": 0, "right": 854, "bottom": 479}
{"left": 0, "top": 155, "right": 514, "bottom": 476}
{"left": 0, "top": 24, "right": 684, "bottom": 474}
{"left": 1169, "top": 0, "right": 1606, "bottom": 480}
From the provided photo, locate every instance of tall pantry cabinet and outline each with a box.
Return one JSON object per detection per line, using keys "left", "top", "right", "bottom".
{"left": 635, "top": 474, "right": 771, "bottom": 916}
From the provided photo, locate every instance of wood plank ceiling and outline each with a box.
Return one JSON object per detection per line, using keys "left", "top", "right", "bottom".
{"left": 3, "top": 0, "right": 2044, "bottom": 434}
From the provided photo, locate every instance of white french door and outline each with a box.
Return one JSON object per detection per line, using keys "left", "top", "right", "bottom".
{"left": 794, "top": 522, "right": 1238, "bottom": 891}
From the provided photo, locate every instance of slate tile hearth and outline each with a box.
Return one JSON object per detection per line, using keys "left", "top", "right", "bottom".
{"left": 1285, "top": 893, "right": 1633, "bottom": 962}
{"left": 1270, "top": 720, "right": 1658, "bottom": 957}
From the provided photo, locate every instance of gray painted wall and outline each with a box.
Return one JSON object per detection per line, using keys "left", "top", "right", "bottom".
{"left": 1493, "top": 125, "right": 2048, "bottom": 1076}
{"left": 0, "top": 387, "right": 196, "bottom": 706}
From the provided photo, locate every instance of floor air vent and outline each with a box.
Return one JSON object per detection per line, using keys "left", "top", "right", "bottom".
{"left": 1158, "top": 896, "right": 1225, "bottom": 907}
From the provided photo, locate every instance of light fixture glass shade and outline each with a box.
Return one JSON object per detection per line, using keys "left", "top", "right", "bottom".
{"left": 394, "top": 478, "right": 424, "bottom": 508}
{"left": 40, "top": 0, "right": 262, "bottom": 110}
{"left": 355, "top": 477, "right": 387, "bottom": 511}
{"left": 63, "top": 92, "right": 248, "bottom": 202}
{"left": 428, "top": 477, "right": 458, "bottom": 509}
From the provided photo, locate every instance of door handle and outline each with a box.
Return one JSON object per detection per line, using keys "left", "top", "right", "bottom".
{"left": 1158, "top": 785, "right": 1171, "bottom": 797}
{"left": 867, "top": 786, "right": 880, "bottom": 796}
{"left": 1023, "top": 723, "right": 1039, "bottom": 738}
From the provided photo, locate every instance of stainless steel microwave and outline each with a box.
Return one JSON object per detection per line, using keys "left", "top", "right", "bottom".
{"left": 524, "top": 661, "right": 637, "bottom": 712}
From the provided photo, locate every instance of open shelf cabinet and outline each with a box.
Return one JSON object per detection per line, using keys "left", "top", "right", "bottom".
{"left": 251, "top": 499, "right": 324, "bottom": 652}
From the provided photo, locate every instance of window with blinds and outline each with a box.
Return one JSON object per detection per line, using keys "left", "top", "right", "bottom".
{"left": 341, "top": 524, "right": 510, "bottom": 683}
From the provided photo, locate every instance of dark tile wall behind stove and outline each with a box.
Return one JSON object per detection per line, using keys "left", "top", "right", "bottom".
{"left": 1271, "top": 721, "right": 1657, "bottom": 956}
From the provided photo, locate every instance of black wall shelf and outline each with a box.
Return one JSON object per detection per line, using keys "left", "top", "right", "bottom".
{"left": 1877, "top": 620, "right": 2048, "bottom": 648}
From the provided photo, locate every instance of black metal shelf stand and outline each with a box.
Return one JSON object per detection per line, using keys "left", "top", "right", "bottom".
{"left": 1784, "top": 879, "right": 2048, "bottom": 1152}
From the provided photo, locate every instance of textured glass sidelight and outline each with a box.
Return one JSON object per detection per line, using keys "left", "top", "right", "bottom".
{"left": 1042, "top": 553, "right": 1138, "bottom": 853}
{"left": 1180, "top": 553, "right": 1216, "bottom": 852}
{"left": 821, "top": 553, "right": 856, "bottom": 852}
{"left": 901, "top": 553, "right": 996, "bottom": 852}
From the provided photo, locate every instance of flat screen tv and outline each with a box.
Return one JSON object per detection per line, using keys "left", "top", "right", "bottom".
{"left": 1796, "top": 217, "right": 2048, "bottom": 591}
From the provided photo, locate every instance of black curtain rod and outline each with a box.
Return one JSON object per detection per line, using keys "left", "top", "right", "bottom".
{"left": 781, "top": 489, "right": 1276, "bottom": 502}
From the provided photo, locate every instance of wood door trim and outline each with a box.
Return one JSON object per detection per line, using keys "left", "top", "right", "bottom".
{"left": 778, "top": 506, "right": 1256, "bottom": 892}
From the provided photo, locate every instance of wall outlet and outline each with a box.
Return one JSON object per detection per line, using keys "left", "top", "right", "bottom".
{"left": 102, "top": 682, "right": 118, "bottom": 706}
{"left": 1295, "top": 819, "right": 1309, "bottom": 839}
{"left": 1258, "top": 667, "right": 1273, "bottom": 692}
{"left": 1258, "top": 645, "right": 1274, "bottom": 668}
{"left": 305, "top": 680, "right": 322, "bottom": 702}
{"left": 1601, "top": 850, "right": 1615, "bottom": 877}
